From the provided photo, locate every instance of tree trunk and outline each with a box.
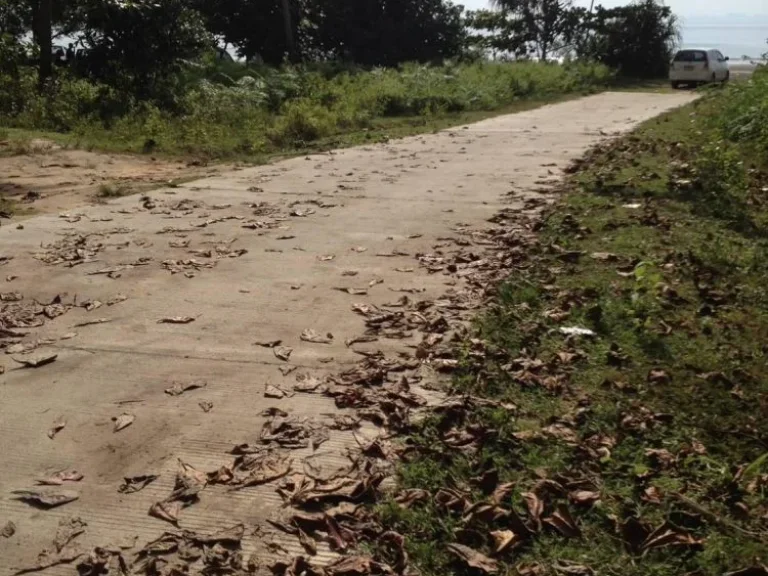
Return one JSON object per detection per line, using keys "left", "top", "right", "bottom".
{"left": 36, "top": 0, "right": 53, "bottom": 89}
{"left": 279, "top": 0, "right": 297, "bottom": 62}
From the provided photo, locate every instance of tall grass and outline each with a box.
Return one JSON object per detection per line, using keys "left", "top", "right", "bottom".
{"left": 0, "top": 61, "right": 613, "bottom": 158}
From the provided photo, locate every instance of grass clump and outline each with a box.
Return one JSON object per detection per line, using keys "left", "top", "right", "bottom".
{"left": 381, "top": 69, "right": 768, "bottom": 576}
{"left": 96, "top": 183, "right": 132, "bottom": 198}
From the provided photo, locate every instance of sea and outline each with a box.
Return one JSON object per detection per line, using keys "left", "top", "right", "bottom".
{"left": 680, "top": 19, "right": 767, "bottom": 60}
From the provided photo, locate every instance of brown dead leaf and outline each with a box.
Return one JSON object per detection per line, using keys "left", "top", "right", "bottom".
{"left": 335, "top": 287, "right": 368, "bottom": 295}
{"left": 37, "top": 469, "right": 84, "bottom": 486}
{"left": 395, "top": 267, "right": 414, "bottom": 273}
{"left": 112, "top": 413, "right": 135, "bottom": 432}
{"left": 522, "top": 491, "right": 544, "bottom": 531}
{"left": 199, "top": 401, "right": 214, "bottom": 412}
{"left": 647, "top": 369, "right": 671, "bottom": 384}
{"left": 345, "top": 335, "right": 379, "bottom": 347}
{"left": 47, "top": 417, "right": 66, "bottom": 439}
{"left": 447, "top": 543, "right": 498, "bottom": 574}
{"left": 300, "top": 329, "right": 333, "bottom": 344}
{"left": 164, "top": 380, "right": 207, "bottom": 396}
{"left": 274, "top": 346, "right": 294, "bottom": 361}
{"left": 265, "top": 384, "right": 293, "bottom": 399}
{"left": 570, "top": 490, "right": 601, "bottom": 506}
{"left": 490, "top": 530, "right": 524, "bottom": 554}
{"left": 231, "top": 451, "right": 292, "bottom": 488}
{"left": 12, "top": 489, "right": 79, "bottom": 508}
{"left": 640, "top": 522, "right": 702, "bottom": 551}
{"left": 543, "top": 503, "right": 580, "bottom": 538}
{"left": 12, "top": 548, "right": 83, "bottom": 575}
{"left": 158, "top": 316, "right": 195, "bottom": 324}
{"left": 73, "top": 318, "right": 112, "bottom": 328}
{"left": 52, "top": 517, "right": 87, "bottom": 552}
{"left": 318, "top": 254, "right": 335, "bottom": 261}
{"left": 119, "top": 474, "right": 159, "bottom": 494}
{"left": 13, "top": 352, "right": 58, "bottom": 368}
{"left": 342, "top": 270, "right": 359, "bottom": 276}
{"left": 254, "top": 339, "right": 283, "bottom": 348}
{"left": 149, "top": 500, "right": 182, "bottom": 525}
{"left": 2, "top": 521, "right": 16, "bottom": 538}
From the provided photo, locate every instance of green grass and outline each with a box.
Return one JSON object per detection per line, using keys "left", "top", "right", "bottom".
{"left": 380, "top": 69, "right": 768, "bottom": 576}
{"left": 0, "top": 61, "right": 614, "bottom": 161}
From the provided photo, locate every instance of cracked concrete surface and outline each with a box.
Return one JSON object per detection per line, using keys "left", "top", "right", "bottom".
{"left": 0, "top": 91, "right": 695, "bottom": 574}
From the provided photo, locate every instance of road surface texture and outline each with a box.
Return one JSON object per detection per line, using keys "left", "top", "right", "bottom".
{"left": 0, "top": 92, "right": 695, "bottom": 575}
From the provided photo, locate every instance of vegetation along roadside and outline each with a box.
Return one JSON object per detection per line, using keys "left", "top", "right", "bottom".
{"left": 374, "top": 67, "right": 768, "bottom": 576}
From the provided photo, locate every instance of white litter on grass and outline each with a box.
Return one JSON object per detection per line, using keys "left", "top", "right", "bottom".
{"left": 622, "top": 203, "right": 642, "bottom": 209}
{"left": 559, "top": 326, "right": 596, "bottom": 337}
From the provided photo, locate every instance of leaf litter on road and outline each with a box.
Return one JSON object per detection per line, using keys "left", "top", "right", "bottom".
{"left": 158, "top": 316, "right": 195, "bottom": 324}
{"left": 119, "top": 474, "right": 159, "bottom": 494}
{"left": 164, "top": 380, "right": 207, "bottom": 396}
{"left": 12, "top": 489, "right": 79, "bottom": 508}
{"left": 300, "top": 329, "right": 334, "bottom": 344}
{"left": 47, "top": 417, "right": 66, "bottom": 439}
{"left": 112, "top": 413, "right": 135, "bottom": 432}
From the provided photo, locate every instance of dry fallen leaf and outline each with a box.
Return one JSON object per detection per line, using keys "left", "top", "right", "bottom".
{"left": 52, "top": 517, "right": 86, "bottom": 552}
{"left": 318, "top": 254, "right": 335, "bottom": 261}
{"left": 74, "top": 318, "right": 112, "bottom": 328}
{"left": 164, "top": 380, "right": 207, "bottom": 396}
{"left": 119, "top": 474, "right": 158, "bottom": 494}
{"left": 13, "top": 353, "right": 58, "bottom": 369}
{"left": 274, "top": 346, "right": 294, "bottom": 361}
{"left": 490, "top": 529, "right": 524, "bottom": 554}
{"left": 300, "top": 329, "right": 333, "bottom": 344}
{"left": 149, "top": 500, "right": 182, "bottom": 525}
{"left": 12, "top": 489, "right": 79, "bottom": 508}
{"left": 47, "top": 417, "right": 66, "bottom": 440}
{"left": 342, "top": 270, "right": 359, "bottom": 277}
{"left": 199, "top": 401, "right": 214, "bottom": 413}
{"left": 447, "top": 543, "right": 498, "bottom": 574}
{"left": 37, "top": 469, "right": 84, "bottom": 486}
{"left": 112, "top": 413, "right": 135, "bottom": 432}
{"left": 334, "top": 287, "right": 368, "bottom": 295}
{"left": 254, "top": 339, "right": 282, "bottom": 348}
{"left": 1, "top": 521, "right": 16, "bottom": 539}
{"left": 158, "top": 316, "right": 195, "bottom": 324}
{"left": 265, "top": 384, "right": 292, "bottom": 399}
{"left": 570, "top": 490, "right": 601, "bottom": 506}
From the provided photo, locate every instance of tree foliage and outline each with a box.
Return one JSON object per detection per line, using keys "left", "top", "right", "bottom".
{"left": 575, "top": 0, "right": 679, "bottom": 78}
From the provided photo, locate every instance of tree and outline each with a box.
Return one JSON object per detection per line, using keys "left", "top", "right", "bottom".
{"left": 70, "top": 0, "right": 211, "bottom": 101}
{"left": 576, "top": 0, "right": 679, "bottom": 78}
{"left": 479, "top": 0, "right": 582, "bottom": 61}
{"left": 304, "top": 0, "right": 465, "bottom": 66}
{"left": 192, "top": 0, "right": 308, "bottom": 64}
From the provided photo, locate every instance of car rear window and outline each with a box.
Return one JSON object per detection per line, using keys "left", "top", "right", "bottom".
{"left": 674, "top": 50, "right": 708, "bottom": 62}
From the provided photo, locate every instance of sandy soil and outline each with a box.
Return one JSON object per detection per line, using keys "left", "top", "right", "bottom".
{"left": 0, "top": 142, "right": 226, "bottom": 216}
{"left": 0, "top": 91, "right": 696, "bottom": 575}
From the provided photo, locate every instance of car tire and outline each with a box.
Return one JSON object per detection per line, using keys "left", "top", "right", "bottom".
{"left": 724, "top": 71, "right": 730, "bottom": 83}
{"left": 671, "top": 81, "right": 680, "bottom": 89}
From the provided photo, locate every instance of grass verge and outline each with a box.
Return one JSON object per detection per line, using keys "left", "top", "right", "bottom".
{"left": 378, "top": 72, "right": 768, "bottom": 575}
{"left": 1, "top": 62, "right": 613, "bottom": 161}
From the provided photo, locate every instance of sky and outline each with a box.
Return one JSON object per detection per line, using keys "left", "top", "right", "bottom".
{"left": 458, "top": 0, "right": 768, "bottom": 19}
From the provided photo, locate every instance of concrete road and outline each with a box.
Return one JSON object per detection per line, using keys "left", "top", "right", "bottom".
{"left": 0, "top": 91, "right": 695, "bottom": 574}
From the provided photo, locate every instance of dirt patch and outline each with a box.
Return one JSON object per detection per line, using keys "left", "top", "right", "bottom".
{"left": 0, "top": 141, "right": 229, "bottom": 216}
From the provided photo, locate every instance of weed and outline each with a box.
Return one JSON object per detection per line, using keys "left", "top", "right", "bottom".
{"left": 97, "top": 183, "right": 132, "bottom": 198}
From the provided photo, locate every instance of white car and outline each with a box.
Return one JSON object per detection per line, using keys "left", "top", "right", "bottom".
{"left": 669, "top": 48, "right": 730, "bottom": 88}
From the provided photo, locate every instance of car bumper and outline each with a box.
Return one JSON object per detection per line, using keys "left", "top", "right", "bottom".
{"left": 669, "top": 71, "right": 711, "bottom": 82}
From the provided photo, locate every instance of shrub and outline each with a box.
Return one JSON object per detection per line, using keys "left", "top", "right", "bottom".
{"left": 267, "top": 99, "right": 335, "bottom": 147}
